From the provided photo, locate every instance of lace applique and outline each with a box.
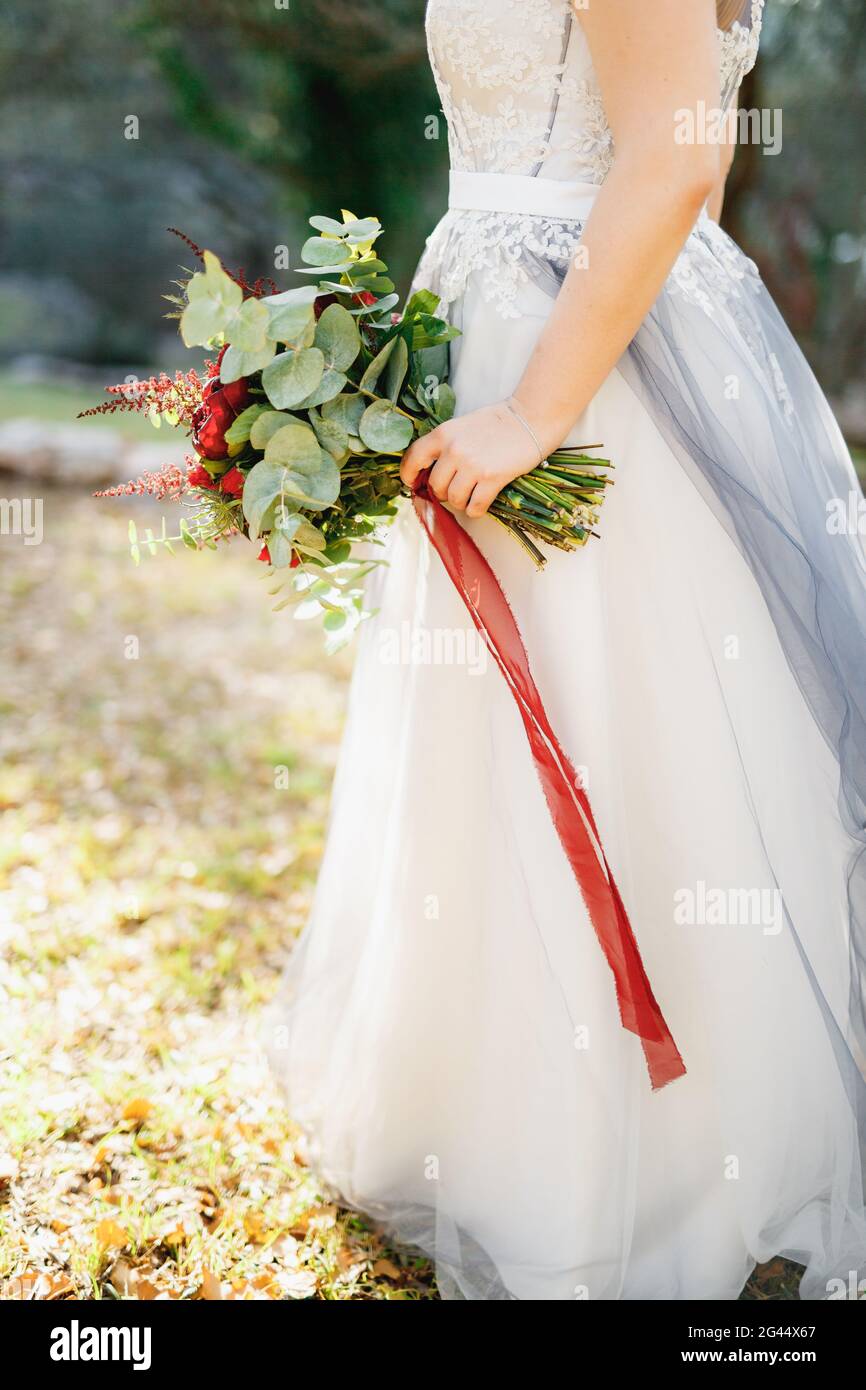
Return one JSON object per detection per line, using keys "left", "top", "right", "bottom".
{"left": 414, "top": 208, "right": 585, "bottom": 319}
{"left": 718, "top": 1, "right": 765, "bottom": 105}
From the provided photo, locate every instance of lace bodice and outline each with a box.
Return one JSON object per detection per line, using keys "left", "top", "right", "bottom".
{"left": 427, "top": 0, "right": 764, "bottom": 183}
{"left": 418, "top": 0, "right": 766, "bottom": 318}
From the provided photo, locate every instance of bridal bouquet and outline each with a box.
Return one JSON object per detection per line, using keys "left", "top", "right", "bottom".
{"left": 87, "top": 215, "right": 613, "bottom": 636}
{"left": 86, "top": 217, "right": 681, "bottom": 1091}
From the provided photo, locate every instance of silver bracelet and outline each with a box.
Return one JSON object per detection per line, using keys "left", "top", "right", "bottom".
{"left": 505, "top": 396, "right": 545, "bottom": 465}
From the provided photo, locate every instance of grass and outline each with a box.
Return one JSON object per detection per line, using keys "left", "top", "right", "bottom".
{"left": 0, "top": 372, "right": 158, "bottom": 442}
{"left": 0, "top": 378, "right": 834, "bottom": 1301}
{"left": 0, "top": 482, "right": 437, "bottom": 1300}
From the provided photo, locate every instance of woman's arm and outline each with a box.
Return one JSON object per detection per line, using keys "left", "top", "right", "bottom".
{"left": 401, "top": 0, "right": 722, "bottom": 517}
{"left": 707, "top": 133, "right": 736, "bottom": 222}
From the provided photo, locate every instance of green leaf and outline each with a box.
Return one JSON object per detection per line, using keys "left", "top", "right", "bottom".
{"left": 291, "top": 367, "right": 348, "bottom": 410}
{"left": 260, "top": 422, "right": 341, "bottom": 512}
{"left": 262, "top": 347, "right": 325, "bottom": 408}
{"left": 294, "top": 520, "right": 327, "bottom": 551}
{"left": 322, "top": 392, "right": 366, "bottom": 436}
{"left": 301, "top": 236, "right": 350, "bottom": 267}
{"left": 128, "top": 520, "right": 138, "bottom": 544}
{"left": 314, "top": 303, "right": 361, "bottom": 371}
{"left": 403, "top": 288, "right": 441, "bottom": 319}
{"left": 180, "top": 518, "right": 198, "bottom": 550}
{"left": 383, "top": 335, "right": 409, "bottom": 403}
{"left": 341, "top": 217, "right": 382, "bottom": 244}
{"left": 249, "top": 410, "right": 295, "bottom": 450}
{"left": 359, "top": 336, "right": 398, "bottom": 392}
{"left": 432, "top": 382, "right": 456, "bottom": 421}
{"left": 226, "top": 297, "right": 271, "bottom": 353}
{"left": 220, "top": 340, "right": 276, "bottom": 384}
{"left": 308, "top": 215, "right": 347, "bottom": 237}
{"left": 224, "top": 402, "right": 270, "bottom": 448}
{"left": 359, "top": 399, "right": 415, "bottom": 453}
{"left": 309, "top": 412, "right": 350, "bottom": 462}
{"left": 180, "top": 250, "right": 242, "bottom": 347}
{"left": 266, "top": 299, "right": 316, "bottom": 345}
{"left": 323, "top": 609, "right": 348, "bottom": 632}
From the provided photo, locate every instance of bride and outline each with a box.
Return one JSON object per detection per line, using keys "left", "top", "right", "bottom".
{"left": 267, "top": 0, "right": 866, "bottom": 1300}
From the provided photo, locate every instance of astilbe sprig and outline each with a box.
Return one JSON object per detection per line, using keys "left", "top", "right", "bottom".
{"left": 93, "top": 461, "right": 189, "bottom": 501}
{"left": 78, "top": 368, "right": 206, "bottom": 427}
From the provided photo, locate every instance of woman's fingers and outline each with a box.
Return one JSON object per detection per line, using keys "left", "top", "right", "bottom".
{"left": 465, "top": 480, "right": 500, "bottom": 519}
{"left": 446, "top": 469, "right": 476, "bottom": 512}
{"left": 399, "top": 426, "right": 443, "bottom": 488}
{"left": 427, "top": 454, "right": 458, "bottom": 502}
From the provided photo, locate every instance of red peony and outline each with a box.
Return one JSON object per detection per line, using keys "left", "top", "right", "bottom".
{"left": 192, "top": 372, "right": 250, "bottom": 461}
{"left": 220, "top": 465, "right": 245, "bottom": 498}
{"left": 187, "top": 462, "right": 216, "bottom": 490}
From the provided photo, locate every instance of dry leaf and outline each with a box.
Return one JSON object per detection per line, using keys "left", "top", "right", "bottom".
{"left": 243, "top": 1211, "right": 267, "bottom": 1244}
{"left": 121, "top": 1099, "right": 152, "bottom": 1123}
{"left": 95, "top": 1219, "right": 128, "bottom": 1251}
{"left": 199, "top": 1266, "right": 224, "bottom": 1301}
{"left": 290, "top": 1204, "right": 337, "bottom": 1237}
{"left": 372, "top": 1258, "right": 403, "bottom": 1281}
{"left": 0, "top": 1154, "right": 19, "bottom": 1187}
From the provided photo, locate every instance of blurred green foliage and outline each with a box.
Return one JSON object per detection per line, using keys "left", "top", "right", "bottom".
{"left": 0, "top": 0, "right": 863, "bottom": 399}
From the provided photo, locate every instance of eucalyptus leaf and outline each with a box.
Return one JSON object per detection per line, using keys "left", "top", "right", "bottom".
{"left": 262, "top": 347, "right": 325, "bottom": 408}
{"left": 314, "top": 302, "right": 361, "bottom": 371}
{"left": 301, "top": 236, "right": 351, "bottom": 267}
{"left": 383, "top": 335, "right": 409, "bottom": 403}
{"left": 249, "top": 410, "right": 296, "bottom": 450}
{"left": 180, "top": 250, "right": 242, "bottom": 347}
{"left": 359, "top": 336, "right": 398, "bottom": 392}
{"left": 359, "top": 399, "right": 415, "bottom": 453}
{"left": 291, "top": 368, "right": 348, "bottom": 410}
{"left": 242, "top": 461, "right": 287, "bottom": 538}
{"left": 220, "top": 340, "right": 276, "bottom": 384}
{"left": 309, "top": 412, "right": 350, "bottom": 462}
{"left": 224, "top": 402, "right": 270, "bottom": 448}
{"left": 266, "top": 529, "right": 294, "bottom": 569}
{"left": 322, "top": 392, "right": 366, "bottom": 436}
{"left": 308, "top": 215, "right": 348, "bottom": 237}
{"left": 266, "top": 299, "right": 316, "bottom": 345}
{"left": 433, "top": 382, "right": 457, "bottom": 421}
{"left": 264, "top": 424, "right": 341, "bottom": 510}
{"left": 226, "top": 297, "right": 270, "bottom": 352}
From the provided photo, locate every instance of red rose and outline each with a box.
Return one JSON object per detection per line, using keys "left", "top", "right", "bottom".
{"left": 257, "top": 544, "right": 270, "bottom": 563}
{"left": 192, "top": 373, "right": 250, "bottom": 461}
{"left": 355, "top": 290, "right": 377, "bottom": 306}
{"left": 220, "top": 465, "right": 245, "bottom": 498}
{"left": 290, "top": 551, "right": 300, "bottom": 569}
{"left": 187, "top": 462, "right": 216, "bottom": 489}
{"left": 314, "top": 293, "right": 338, "bottom": 321}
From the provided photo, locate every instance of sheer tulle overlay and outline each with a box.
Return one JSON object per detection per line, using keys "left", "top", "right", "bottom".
{"left": 265, "top": 0, "right": 866, "bottom": 1299}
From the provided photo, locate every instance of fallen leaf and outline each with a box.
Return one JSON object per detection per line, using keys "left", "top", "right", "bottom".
{"left": 243, "top": 1211, "right": 267, "bottom": 1244}
{"left": 95, "top": 1219, "right": 128, "bottom": 1252}
{"left": 372, "top": 1258, "right": 403, "bottom": 1281}
{"left": 0, "top": 1154, "right": 19, "bottom": 1187}
{"left": 199, "top": 1267, "right": 224, "bottom": 1301}
{"left": 121, "top": 1099, "right": 152, "bottom": 1123}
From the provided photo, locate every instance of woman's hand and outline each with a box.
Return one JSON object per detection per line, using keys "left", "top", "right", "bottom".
{"left": 399, "top": 400, "right": 546, "bottom": 518}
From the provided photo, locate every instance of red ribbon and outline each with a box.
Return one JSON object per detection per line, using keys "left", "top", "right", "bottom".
{"left": 412, "top": 479, "right": 686, "bottom": 1091}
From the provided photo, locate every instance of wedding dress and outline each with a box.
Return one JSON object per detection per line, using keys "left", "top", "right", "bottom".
{"left": 267, "top": 0, "right": 866, "bottom": 1300}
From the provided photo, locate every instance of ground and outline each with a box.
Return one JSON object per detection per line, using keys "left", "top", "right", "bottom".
{"left": 0, "top": 380, "right": 827, "bottom": 1300}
